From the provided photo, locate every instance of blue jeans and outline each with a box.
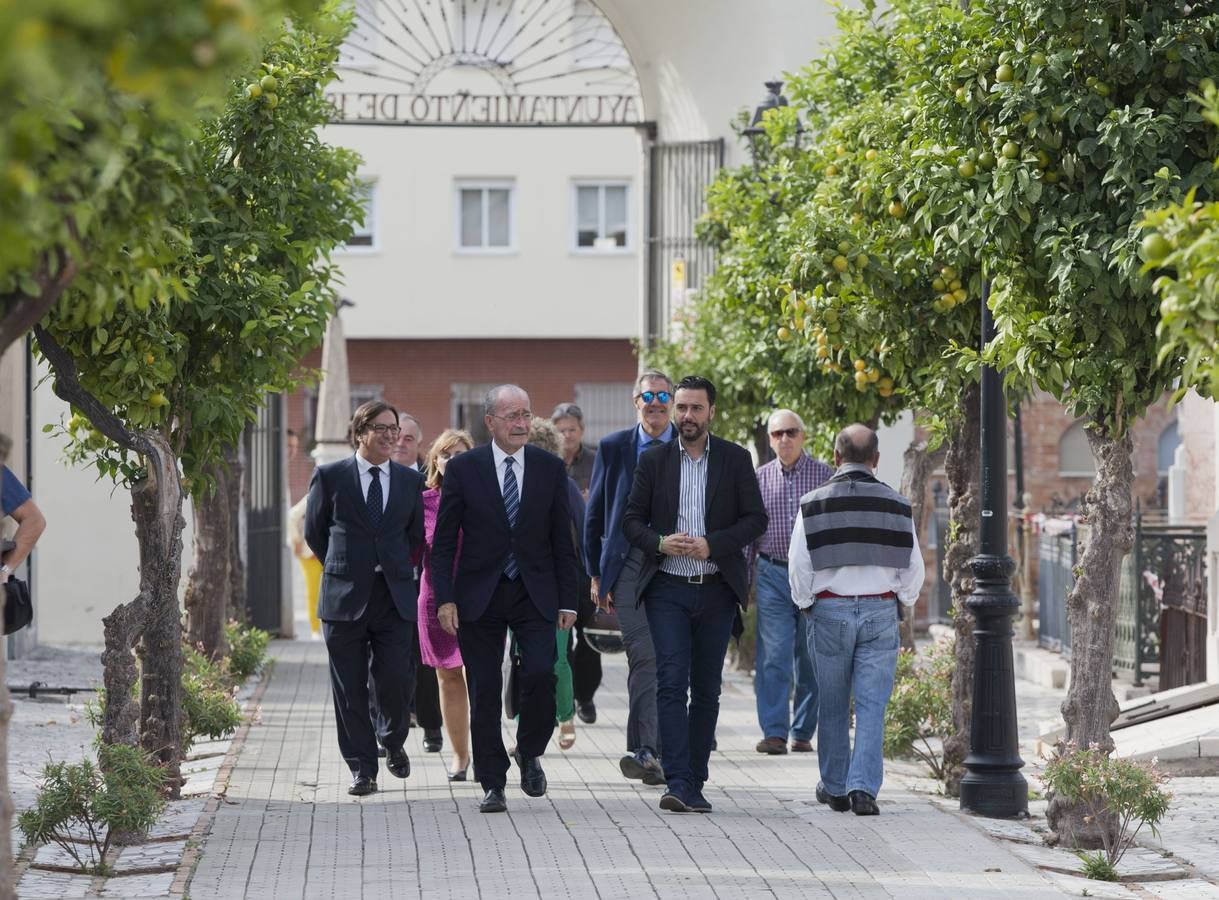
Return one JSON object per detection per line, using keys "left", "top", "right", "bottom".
{"left": 644, "top": 576, "right": 737, "bottom": 792}
{"left": 754, "top": 557, "right": 818, "bottom": 741}
{"left": 808, "top": 598, "right": 899, "bottom": 798}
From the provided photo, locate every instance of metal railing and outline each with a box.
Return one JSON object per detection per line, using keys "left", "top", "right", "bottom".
{"left": 1037, "top": 523, "right": 1077, "bottom": 657}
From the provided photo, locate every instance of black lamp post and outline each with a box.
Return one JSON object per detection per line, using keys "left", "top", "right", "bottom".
{"left": 959, "top": 281, "right": 1029, "bottom": 819}
{"left": 743, "top": 79, "right": 803, "bottom": 169}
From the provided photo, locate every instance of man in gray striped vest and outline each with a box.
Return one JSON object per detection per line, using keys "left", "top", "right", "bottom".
{"left": 788, "top": 423, "right": 924, "bottom": 816}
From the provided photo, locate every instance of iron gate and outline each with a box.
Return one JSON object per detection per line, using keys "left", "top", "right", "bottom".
{"left": 646, "top": 139, "right": 724, "bottom": 345}
{"left": 243, "top": 394, "right": 286, "bottom": 633}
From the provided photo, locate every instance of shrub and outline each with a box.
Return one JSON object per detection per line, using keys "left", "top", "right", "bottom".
{"left": 883, "top": 636, "right": 954, "bottom": 780}
{"left": 17, "top": 743, "right": 165, "bottom": 873}
{"left": 181, "top": 644, "right": 242, "bottom": 754}
{"left": 1042, "top": 742, "right": 1172, "bottom": 876}
{"left": 225, "top": 620, "right": 270, "bottom": 681}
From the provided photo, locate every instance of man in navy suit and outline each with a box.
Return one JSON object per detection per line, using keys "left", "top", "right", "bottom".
{"left": 623, "top": 376, "right": 767, "bottom": 814}
{"left": 432, "top": 385, "right": 579, "bottom": 813}
{"left": 305, "top": 400, "right": 425, "bottom": 797}
{"left": 585, "top": 370, "right": 676, "bottom": 786}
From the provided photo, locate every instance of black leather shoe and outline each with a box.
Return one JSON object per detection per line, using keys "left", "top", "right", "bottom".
{"left": 386, "top": 746, "right": 411, "bottom": 779}
{"left": 816, "top": 782, "right": 850, "bottom": 812}
{"left": 688, "top": 788, "right": 713, "bottom": 813}
{"left": 447, "top": 764, "right": 469, "bottom": 782}
{"left": 520, "top": 756, "right": 547, "bottom": 797}
{"left": 423, "top": 728, "right": 443, "bottom": 753}
{"left": 348, "top": 776, "right": 377, "bottom": 797}
{"left": 479, "top": 788, "right": 507, "bottom": 813}
{"left": 576, "top": 701, "right": 596, "bottom": 724}
{"left": 659, "top": 789, "right": 691, "bottom": 813}
{"left": 849, "top": 790, "right": 880, "bottom": 816}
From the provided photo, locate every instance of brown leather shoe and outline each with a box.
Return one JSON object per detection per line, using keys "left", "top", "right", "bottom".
{"left": 755, "top": 737, "right": 788, "bottom": 755}
{"left": 790, "top": 739, "right": 814, "bottom": 753}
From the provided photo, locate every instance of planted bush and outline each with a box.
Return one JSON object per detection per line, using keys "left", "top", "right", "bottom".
{"left": 225, "top": 620, "right": 270, "bottom": 681}
{"left": 883, "top": 637, "right": 954, "bottom": 780}
{"left": 1042, "top": 742, "right": 1172, "bottom": 881}
{"left": 17, "top": 744, "right": 164, "bottom": 873}
{"left": 181, "top": 644, "right": 242, "bottom": 754}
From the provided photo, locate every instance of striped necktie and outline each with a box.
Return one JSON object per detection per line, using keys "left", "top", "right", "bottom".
{"left": 502, "top": 457, "right": 520, "bottom": 579}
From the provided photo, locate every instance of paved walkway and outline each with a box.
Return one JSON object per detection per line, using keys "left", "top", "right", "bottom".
{"left": 187, "top": 640, "right": 1071, "bottom": 899}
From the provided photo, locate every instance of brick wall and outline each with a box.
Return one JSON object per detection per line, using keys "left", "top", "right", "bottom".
{"left": 286, "top": 338, "right": 637, "bottom": 501}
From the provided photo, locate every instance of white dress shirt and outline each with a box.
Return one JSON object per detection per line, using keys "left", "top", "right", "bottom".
{"left": 787, "top": 466, "right": 925, "bottom": 609}
{"left": 354, "top": 452, "right": 390, "bottom": 512}
{"left": 491, "top": 442, "right": 526, "bottom": 496}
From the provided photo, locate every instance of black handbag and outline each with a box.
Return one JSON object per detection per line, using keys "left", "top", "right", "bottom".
{"left": 3, "top": 576, "right": 32, "bottom": 635}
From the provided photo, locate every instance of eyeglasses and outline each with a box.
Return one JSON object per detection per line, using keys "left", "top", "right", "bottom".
{"left": 368, "top": 424, "right": 401, "bottom": 436}
{"left": 770, "top": 428, "right": 802, "bottom": 439}
{"left": 636, "top": 391, "right": 672, "bottom": 404}
{"left": 490, "top": 410, "right": 533, "bottom": 424}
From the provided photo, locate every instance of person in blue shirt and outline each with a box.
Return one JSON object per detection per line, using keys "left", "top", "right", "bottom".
{"left": 0, "top": 452, "right": 46, "bottom": 586}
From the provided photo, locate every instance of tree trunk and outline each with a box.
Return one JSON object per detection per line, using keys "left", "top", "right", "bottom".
{"left": 224, "top": 446, "right": 246, "bottom": 623}
{"left": 131, "top": 434, "right": 187, "bottom": 798}
{"left": 942, "top": 382, "right": 981, "bottom": 796}
{"left": 898, "top": 433, "right": 947, "bottom": 651}
{"left": 1047, "top": 421, "right": 1133, "bottom": 848}
{"left": 184, "top": 463, "right": 231, "bottom": 659}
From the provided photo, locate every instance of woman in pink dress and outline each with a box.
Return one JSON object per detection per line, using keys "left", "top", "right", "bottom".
{"left": 419, "top": 428, "right": 474, "bottom": 780}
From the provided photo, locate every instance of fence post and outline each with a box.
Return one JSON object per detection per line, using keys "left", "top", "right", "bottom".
{"left": 1133, "top": 508, "right": 1144, "bottom": 687}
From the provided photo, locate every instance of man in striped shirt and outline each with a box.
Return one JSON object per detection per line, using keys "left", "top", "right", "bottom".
{"left": 623, "top": 376, "right": 767, "bottom": 814}
{"left": 747, "top": 410, "right": 833, "bottom": 756}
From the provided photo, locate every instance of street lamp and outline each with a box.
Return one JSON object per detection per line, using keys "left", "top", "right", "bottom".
{"left": 959, "top": 281, "right": 1029, "bottom": 819}
{"left": 743, "top": 79, "right": 803, "bottom": 169}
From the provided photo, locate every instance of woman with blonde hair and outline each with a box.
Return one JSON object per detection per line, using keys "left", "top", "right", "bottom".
{"left": 419, "top": 428, "right": 475, "bottom": 779}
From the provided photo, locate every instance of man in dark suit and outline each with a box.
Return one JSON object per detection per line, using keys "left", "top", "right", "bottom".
{"left": 305, "top": 400, "right": 425, "bottom": 797}
{"left": 585, "top": 370, "right": 676, "bottom": 786}
{"left": 623, "top": 375, "right": 767, "bottom": 814}
{"left": 432, "top": 384, "right": 578, "bottom": 814}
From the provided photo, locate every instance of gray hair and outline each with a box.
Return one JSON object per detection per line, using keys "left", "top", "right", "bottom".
{"left": 635, "top": 369, "right": 673, "bottom": 393}
{"left": 551, "top": 402, "right": 583, "bottom": 424}
{"left": 484, "top": 384, "right": 529, "bottom": 418}
{"left": 835, "top": 423, "right": 879, "bottom": 463}
{"left": 398, "top": 412, "right": 422, "bottom": 439}
{"left": 767, "top": 409, "right": 806, "bottom": 433}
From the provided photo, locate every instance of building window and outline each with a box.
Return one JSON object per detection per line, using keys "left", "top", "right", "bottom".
{"left": 345, "top": 179, "right": 377, "bottom": 250}
{"left": 1157, "top": 420, "right": 1181, "bottom": 475}
{"left": 451, "top": 383, "right": 496, "bottom": 445}
{"left": 574, "top": 382, "right": 637, "bottom": 443}
{"left": 1058, "top": 420, "right": 1095, "bottom": 478}
{"left": 573, "top": 181, "right": 630, "bottom": 251}
{"left": 456, "top": 181, "right": 515, "bottom": 252}
{"left": 302, "top": 383, "right": 384, "bottom": 449}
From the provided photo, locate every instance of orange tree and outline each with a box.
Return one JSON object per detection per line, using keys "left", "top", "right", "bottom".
{"left": 649, "top": 0, "right": 990, "bottom": 789}
{"left": 33, "top": 7, "right": 362, "bottom": 795}
{"left": 852, "top": 0, "right": 1218, "bottom": 844}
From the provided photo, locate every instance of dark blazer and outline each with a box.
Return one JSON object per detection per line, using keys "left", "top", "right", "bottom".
{"left": 304, "top": 456, "right": 424, "bottom": 622}
{"left": 621, "top": 434, "right": 767, "bottom": 607}
{"left": 431, "top": 443, "right": 578, "bottom": 622}
{"left": 584, "top": 425, "right": 643, "bottom": 598}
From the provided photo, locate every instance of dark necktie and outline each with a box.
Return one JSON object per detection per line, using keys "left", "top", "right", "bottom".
{"left": 367, "top": 466, "right": 383, "bottom": 529}
{"left": 503, "top": 457, "right": 520, "bottom": 579}
{"left": 646, "top": 438, "right": 662, "bottom": 448}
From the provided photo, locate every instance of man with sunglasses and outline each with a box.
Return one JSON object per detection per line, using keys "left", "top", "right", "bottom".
{"left": 584, "top": 371, "right": 677, "bottom": 786}
{"left": 747, "top": 410, "right": 833, "bottom": 756}
{"left": 305, "top": 400, "right": 425, "bottom": 797}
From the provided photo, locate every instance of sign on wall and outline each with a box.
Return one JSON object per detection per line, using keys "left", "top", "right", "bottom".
{"left": 328, "top": 0, "right": 646, "bottom": 127}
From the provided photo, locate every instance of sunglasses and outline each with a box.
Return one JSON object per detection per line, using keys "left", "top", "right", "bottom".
{"left": 636, "top": 390, "right": 672, "bottom": 404}
{"left": 770, "top": 428, "right": 802, "bottom": 439}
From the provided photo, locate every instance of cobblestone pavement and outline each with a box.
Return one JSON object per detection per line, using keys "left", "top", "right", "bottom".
{"left": 187, "top": 641, "right": 1072, "bottom": 900}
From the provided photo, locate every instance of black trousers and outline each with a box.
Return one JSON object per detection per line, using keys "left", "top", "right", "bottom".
{"left": 323, "top": 575, "right": 416, "bottom": 779}
{"left": 571, "top": 569, "right": 602, "bottom": 704}
{"left": 413, "top": 626, "right": 442, "bottom": 731}
{"left": 458, "top": 575, "right": 556, "bottom": 792}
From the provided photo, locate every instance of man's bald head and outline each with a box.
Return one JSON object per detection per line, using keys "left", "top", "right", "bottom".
{"left": 834, "top": 423, "right": 880, "bottom": 467}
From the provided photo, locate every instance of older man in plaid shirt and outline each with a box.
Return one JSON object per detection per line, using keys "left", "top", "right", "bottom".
{"left": 747, "top": 410, "right": 833, "bottom": 755}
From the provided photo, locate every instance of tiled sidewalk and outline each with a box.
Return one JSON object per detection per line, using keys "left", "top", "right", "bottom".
{"left": 186, "top": 641, "right": 1070, "bottom": 899}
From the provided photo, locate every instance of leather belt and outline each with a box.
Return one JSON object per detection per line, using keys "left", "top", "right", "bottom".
{"left": 658, "top": 570, "right": 724, "bottom": 586}
{"left": 815, "top": 590, "right": 897, "bottom": 600}
{"left": 758, "top": 552, "right": 787, "bottom": 567}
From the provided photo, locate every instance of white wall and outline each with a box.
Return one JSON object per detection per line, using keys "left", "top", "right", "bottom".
{"left": 325, "top": 125, "right": 644, "bottom": 340}
{"left": 31, "top": 362, "right": 194, "bottom": 645}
